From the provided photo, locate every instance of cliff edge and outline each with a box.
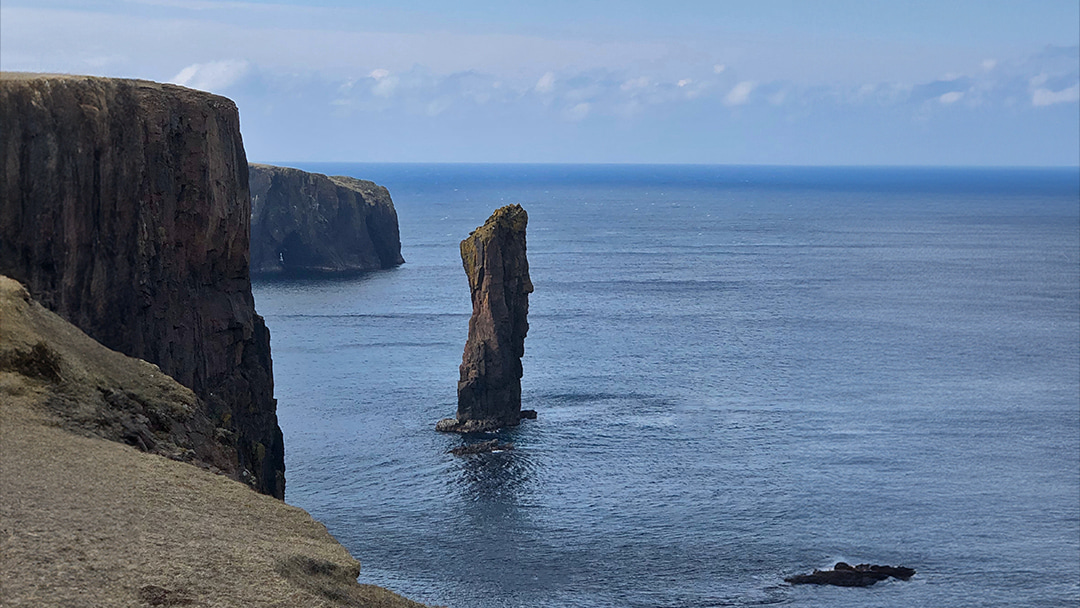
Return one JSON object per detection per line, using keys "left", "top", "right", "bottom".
{"left": 249, "top": 164, "right": 404, "bottom": 276}
{"left": 0, "top": 73, "right": 283, "bottom": 497}
{"left": 0, "top": 277, "right": 429, "bottom": 608}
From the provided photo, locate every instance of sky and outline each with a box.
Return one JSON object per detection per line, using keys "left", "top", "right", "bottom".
{"left": 2, "top": 0, "right": 1078, "bottom": 165}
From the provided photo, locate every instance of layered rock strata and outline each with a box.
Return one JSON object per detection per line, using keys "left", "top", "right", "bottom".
{"left": 437, "top": 204, "right": 533, "bottom": 433}
{"left": 0, "top": 73, "right": 283, "bottom": 497}
{"left": 249, "top": 163, "right": 404, "bottom": 276}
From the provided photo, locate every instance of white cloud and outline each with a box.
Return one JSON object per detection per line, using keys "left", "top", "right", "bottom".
{"left": 1032, "top": 83, "right": 1080, "bottom": 106}
{"left": 713, "top": 64, "right": 726, "bottom": 74}
{"left": 677, "top": 79, "right": 691, "bottom": 87}
{"left": 169, "top": 59, "right": 248, "bottom": 92}
{"left": 126, "top": 0, "right": 258, "bottom": 9}
{"left": 565, "top": 102, "right": 590, "bottom": 121}
{"left": 939, "top": 91, "right": 964, "bottom": 104}
{"left": 372, "top": 76, "right": 398, "bottom": 97}
{"left": 621, "top": 76, "right": 649, "bottom": 91}
{"left": 767, "top": 89, "right": 787, "bottom": 105}
{"left": 426, "top": 97, "right": 453, "bottom": 116}
{"left": 535, "top": 71, "right": 556, "bottom": 93}
{"left": 369, "top": 69, "right": 398, "bottom": 97}
{"left": 724, "top": 80, "right": 756, "bottom": 106}
{"left": 981, "top": 59, "right": 997, "bottom": 71}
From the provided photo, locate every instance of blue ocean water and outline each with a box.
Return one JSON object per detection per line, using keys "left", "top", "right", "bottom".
{"left": 251, "top": 164, "right": 1080, "bottom": 608}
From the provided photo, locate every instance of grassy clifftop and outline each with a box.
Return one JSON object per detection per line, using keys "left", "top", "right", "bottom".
{"left": 0, "top": 275, "right": 428, "bottom": 607}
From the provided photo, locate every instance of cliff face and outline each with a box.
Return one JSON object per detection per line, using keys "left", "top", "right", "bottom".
{"left": 0, "top": 73, "right": 283, "bottom": 497}
{"left": 249, "top": 164, "right": 404, "bottom": 276}
{"left": 438, "top": 204, "right": 533, "bottom": 432}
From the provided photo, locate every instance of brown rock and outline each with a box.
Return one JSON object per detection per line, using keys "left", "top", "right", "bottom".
{"left": 248, "top": 164, "right": 404, "bottom": 276}
{"left": 437, "top": 204, "right": 533, "bottom": 432}
{"left": 0, "top": 73, "right": 283, "bottom": 497}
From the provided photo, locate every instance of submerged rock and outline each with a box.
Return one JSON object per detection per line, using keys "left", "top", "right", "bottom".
{"left": 448, "top": 439, "right": 514, "bottom": 456}
{"left": 248, "top": 164, "right": 404, "bottom": 276}
{"left": 785, "top": 562, "right": 916, "bottom": 587}
{"left": 437, "top": 204, "right": 534, "bottom": 433}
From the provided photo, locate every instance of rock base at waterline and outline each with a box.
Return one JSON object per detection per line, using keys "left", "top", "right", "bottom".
{"left": 785, "top": 562, "right": 916, "bottom": 587}
{"left": 436, "top": 410, "right": 536, "bottom": 434}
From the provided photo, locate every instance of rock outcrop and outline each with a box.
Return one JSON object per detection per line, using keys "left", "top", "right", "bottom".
{"left": 0, "top": 73, "right": 283, "bottom": 497}
{"left": 248, "top": 163, "right": 404, "bottom": 276}
{"left": 0, "top": 283, "right": 428, "bottom": 606}
{"left": 437, "top": 204, "right": 533, "bottom": 433}
{"left": 785, "top": 562, "right": 917, "bottom": 587}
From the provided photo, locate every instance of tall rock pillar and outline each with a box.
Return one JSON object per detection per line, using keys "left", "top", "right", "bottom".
{"left": 437, "top": 204, "right": 534, "bottom": 433}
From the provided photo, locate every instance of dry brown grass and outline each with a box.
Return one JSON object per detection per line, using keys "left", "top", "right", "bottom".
{"left": 0, "top": 276, "right": 431, "bottom": 607}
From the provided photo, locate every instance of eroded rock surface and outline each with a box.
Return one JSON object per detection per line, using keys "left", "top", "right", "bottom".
{"left": 0, "top": 73, "right": 283, "bottom": 497}
{"left": 437, "top": 204, "right": 533, "bottom": 433}
{"left": 249, "top": 164, "right": 404, "bottom": 276}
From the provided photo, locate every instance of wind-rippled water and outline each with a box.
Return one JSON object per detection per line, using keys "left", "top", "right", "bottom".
{"left": 252, "top": 164, "right": 1079, "bottom": 608}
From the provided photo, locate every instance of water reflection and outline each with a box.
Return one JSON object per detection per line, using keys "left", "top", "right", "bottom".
{"left": 448, "top": 428, "right": 537, "bottom": 505}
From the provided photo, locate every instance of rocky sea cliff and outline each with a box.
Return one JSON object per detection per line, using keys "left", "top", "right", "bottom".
{"left": 0, "top": 72, "right": 282, "bottom": 497}
{"left": 249, "top": 163, "right": 404, "bottom": 276}
{"left": 0, "top": 73, "right": 425, "bottom": 606}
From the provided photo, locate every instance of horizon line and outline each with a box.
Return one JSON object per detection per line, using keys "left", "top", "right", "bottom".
{"left": 253, "top": 160, "right": 1080, "bottom": 170}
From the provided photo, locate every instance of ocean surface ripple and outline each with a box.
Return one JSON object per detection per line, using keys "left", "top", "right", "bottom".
{"left": 254, "top": 164, "right": 1080, "bottom": 608}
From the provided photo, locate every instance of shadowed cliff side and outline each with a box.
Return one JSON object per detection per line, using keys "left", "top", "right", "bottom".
{"left": 437, "top": 204, "right": 533, "bottom": 433}
{"left": 0, "top": 278, "right": 430, "bottom": 607}
{"left": 249, "top": 164, "right": 404, "bottom": 276}
{"left": 0, "top": 73, "right": 283, "bottom": 497}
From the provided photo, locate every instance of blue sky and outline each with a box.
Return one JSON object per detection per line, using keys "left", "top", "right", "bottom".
{"left": 2, "top": 0, "right": 1078, "bottom": 165}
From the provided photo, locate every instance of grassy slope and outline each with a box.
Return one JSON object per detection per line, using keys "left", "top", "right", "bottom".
{"left": 0, "top": 275, "right": 430, "bottom": 607}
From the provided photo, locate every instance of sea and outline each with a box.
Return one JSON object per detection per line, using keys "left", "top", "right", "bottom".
{"left": 251, "top": 164, "right": 1080, "bottom": 608}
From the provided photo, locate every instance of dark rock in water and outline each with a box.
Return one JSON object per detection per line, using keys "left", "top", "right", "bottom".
{"left": 785, "top": 562, "right": 916, "bottom": 587}
{"left": 519, "top": 409, "right": 538, "bottom": 420}
{"left": 248, "top": 164, "right": 404, "bottom": 276}
{"left": 449, "top": 439, "right": 514, "bottom": 456}
{"left": 0, "top": 73, "right": 283, "bottom": 498}
{"left": 437, "top": 204, "right": 533, "bottom": 433}
{"left": 436, "top": 417, "right": 501, "bottom": 433}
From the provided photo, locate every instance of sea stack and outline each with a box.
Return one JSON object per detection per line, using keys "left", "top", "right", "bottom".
{"left": 437, "top": 204, "right": 534, "bottom": 433}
